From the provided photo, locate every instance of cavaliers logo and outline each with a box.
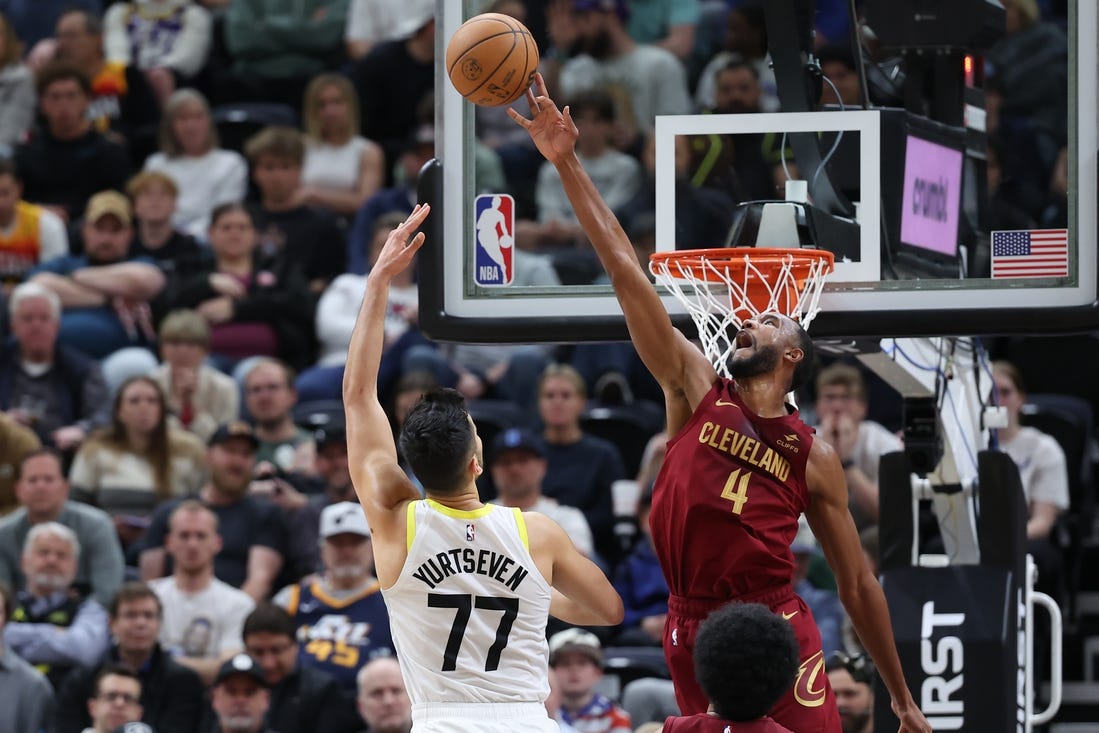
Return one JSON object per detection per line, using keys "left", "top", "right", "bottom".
{"left": 461, "top": 58, "right": 483, "bottom": 80}
{"left": 793, "top": 650, "right": 828, "bottom": 707}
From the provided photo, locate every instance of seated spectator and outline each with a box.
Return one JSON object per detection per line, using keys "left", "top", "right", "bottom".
{"left": 0, "top": 412, "right": 39, "bottom": 514}
{"left": 126, "top": 170, "right": 202, "bottom": 280}
{"left": 533, "top": 89, "right": 641, "bottom": 248}
{"left": 537, "top": 364, "right": 624, "bottom": 561}
{"left": 144, "top": 88, "right": 248, "bottom": 240}
{"left": 243, "top": 359, "right": 315, "bottom": 475}
{"left": 273, "top": 503, "right": 394, "bottom": 693}
{"left": 245, "top": 126, "right": 346, "bottom": 294}
{"left": 29, "top": 191, "right": 166, "bottom": 360}
{"left": 356, "top": 656, "right": 412, "bottom": 733}
{"left": 297, "top": 425, "right": 356, "bottom": 507}
{"left": 549, "top": 628, "right": 632, "bottom": 733}
{"left": 490, "top": 428, "right": 595, "bottom": 558}
{"left": 0, "top": 448, "right": 124, "bottom": 606}
{"left": 612, "top": 485, "right": 667, "bottom": 647}
{"left": 625, "top": 0, "right": 699, "bottom": 62}
{"left": 791, "top": 517, "right": 843, "bottom": 658}
{"left": 825, "top": 652, "right": 874, "bottom": 733}
{"left": 693, "top": 5, "right": 779, "bottom": 113}
{"left": 209, "top": 653, "right": 272, "bottom": 733}
{"left": 138, "top": 422, "right": 288, "bottom": 602}
{"left": 0, "top": 581, "right": 56, "bottom": 733}
{"left": 14, "top": 62, "right": 131, "bottom": 222}
{"left": 53, "top": 581, "right": 206, "bottom": 733}
{"left": 52, "top": 9, "right": 160, "bottom": 145}
{"left": 68, "top": 376, "right": 207, "bottom": 545}
{"left": 4, "top": 521, "right": 111, "bottom": 687}
{"left": 0, "top": 282, "right": 111, "bottom": 449}
{"left": 243, "top": 602, "right": 363, "bottom": 733}
{"left": 82, "top": 664, "right": 146, "bottom": 733}
{"left": 661, "top": 603, "right": 798, "bottom": 732}
{"left": 813, "top": 362, "right": 903, "bottom": 531}
{"left": 14, "top": 0, "right": 103, "bottom": 66}
{"left": 0, "top": 159, "right": 70, "bottom": 294}
{"left": 344, "top": 0, "right": 428, "bottom": 61}
{"left": 148, "top": 500, "right": 255, "bottom": 685}
{"left": 0, "top": 12, "right": 36, "bottom": 156}
{"left": 220, "top": 0, "right": 349, "bottom": 109}
{"left": 170, "top": 203, "right": 314, "bottom": 372}
{"left": 104, "top": 0, "right": 213, "bottom": 106}
{"left": 299, "top": 73, "right": 384, "bottom": 222}
{"left": 150, "top": 309, "right": 240, "bottom": 443}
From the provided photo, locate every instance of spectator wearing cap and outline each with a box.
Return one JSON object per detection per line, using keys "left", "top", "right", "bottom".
{"left": 209, "top": 653, "right": 275, "bottom": 733}
{"left": 355, "top": 656, "right": 411, "bottom": 733}
{"left": 302, "top": 425, "right": 356, "bottom": 509}
{"left": 84, "top": 664, "right": 145, "bottom": 733}
{"left": 549, "top": 628, "right": 632, "bottom": 733}
{"left": 791, "top": 516, "right": 843, "bottom": 658}
{"left": 28, "top": 190, "right": 166, "bottom": 360}
{"left": 146, "top": 500, "right": 255, "bottom": 686}
{"left": 53, "top": 581, "right": 205, "bottom": 733}
{"left": 826, "top": 652, "right": 874, "bottom": 733}
{"left": 557, "top": 0, "right": 690, "bottom": 152}
{"left": 273, "top": 502, "right": 394, "bottom": 693}
{"left": 241, "top": 602, "right": 363, "bottom": 733}
{"left": 4, "top": 520, "right": 111, "bottom": 688}
{"left": 151, "top": 310, "right": 241, "bottom": 444}
{"left": 13, "top": 62, "right": 132, "bottom": 223}
{"left": 0, "top": 282, "right": 111, "bottom": 450}
{"left": 0, "top": 579, "right": 56, "bottom": 733}
{"left": 0, "top": 448, "right": 124, "bottom": 606}
{"left": 490, "top": 428, "right": 595, "bottom": 558}
{"left": 138, "top": 422, "right": 289, "bottom": 605}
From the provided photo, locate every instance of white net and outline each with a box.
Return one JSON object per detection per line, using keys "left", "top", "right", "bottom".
{"left": 650, "top": 248, "right": 833, "bottom": 377}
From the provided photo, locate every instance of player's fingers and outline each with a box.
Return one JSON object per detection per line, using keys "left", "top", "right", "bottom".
{"left": 507, "top": 107, "right": 532, "bottom": 128}
{"left": 526, "top": 87, "right": 539, "bottom": 112}
{"left": 535, "top": 71, "right": 548, "bottom": 98}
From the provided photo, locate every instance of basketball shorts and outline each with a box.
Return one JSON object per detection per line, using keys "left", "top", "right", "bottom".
{"left": 665, "top": 592, "right": 842, "bottom": 733}
{"left": 411, "top": 701, "right": 561, "bottom": 733}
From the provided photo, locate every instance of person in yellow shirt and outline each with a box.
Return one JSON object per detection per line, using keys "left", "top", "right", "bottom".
{"left": 0, "top": 159, "right": 69, "bottom": 295}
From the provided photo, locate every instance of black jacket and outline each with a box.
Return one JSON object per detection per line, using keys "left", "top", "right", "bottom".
{"left": 263, "top": 665, "right": 362, "bottom": 733}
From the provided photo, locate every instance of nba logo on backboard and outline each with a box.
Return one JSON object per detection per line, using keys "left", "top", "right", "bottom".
{"left": 474, "top": 194, "right": 515, "bottom": 286}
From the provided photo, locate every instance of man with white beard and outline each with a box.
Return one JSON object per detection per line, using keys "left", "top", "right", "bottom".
{"left": 210, "top": 654, "right": 275, "bottom": 733}
{"left": 273, "top": 502, "right": 395, "bottom": 693}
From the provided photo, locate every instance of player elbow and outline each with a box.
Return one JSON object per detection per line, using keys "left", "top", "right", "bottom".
{"left": 600, "top": 593, "right": 625, "bottom": 626}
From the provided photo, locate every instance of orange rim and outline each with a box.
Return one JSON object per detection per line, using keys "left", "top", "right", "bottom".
{"left": 650, "top": 247, "right": 835, "bottom": 283}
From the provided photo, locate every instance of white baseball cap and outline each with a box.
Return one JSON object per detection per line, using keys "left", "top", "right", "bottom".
{"left": 319, "top": 502, "right": 371, "bottom": 540}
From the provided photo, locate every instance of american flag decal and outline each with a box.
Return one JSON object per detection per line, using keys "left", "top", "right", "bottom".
{"left": 990, "top": 229, "right": 1068, "bottom": 278}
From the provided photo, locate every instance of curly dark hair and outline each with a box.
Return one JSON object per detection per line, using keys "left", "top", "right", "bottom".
{"left": 398, "top": 388, "right": 477, "bottom": 495}
{"left": 694, "top": 602, "right": 800, "bottom": 721}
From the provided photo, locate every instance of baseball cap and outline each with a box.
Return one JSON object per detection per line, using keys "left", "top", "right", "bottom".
{"left": 573, "top": 0, "right": 629, "bottom": 20}
{"left": 314, "top": 424, "right": 346, "bottom": 450}
{"left": 490, "top": 428, "right": 544, "bottom": 465}
{"left": 548, "top": 627, "right": 603, "bottom": 666}
{"left": 319, "top": 501, "right": 371, "bottom": 540}
{"left": 214, "top": 654, "right": 268, "bottom": 687}
{"left": 791, "top": 516, "right": 818, "bottom": 555}
{"left": 208, "top": 421, "right": 259, "bottom": 450}
{"left": 85, "top": 191, "right": 132, "bottom": 227}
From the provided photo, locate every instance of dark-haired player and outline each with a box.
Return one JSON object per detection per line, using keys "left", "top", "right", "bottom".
{"left": 342, "top": 202, "right": 622, "bottom": 733}
{"left": 663, "top": 602, "right": 799, "bottom": 732}
{"left": 510, "top": 73, "right": 929, "bottom": 733}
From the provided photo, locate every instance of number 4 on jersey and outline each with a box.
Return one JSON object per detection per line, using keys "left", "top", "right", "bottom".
{"left": 721, "top": 468, "right": 751, "bottom": 514}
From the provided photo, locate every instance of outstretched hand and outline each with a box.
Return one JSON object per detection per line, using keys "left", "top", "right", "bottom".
{"left": 371, "top": 203, "right": 431, "bottom": 280}
{"left": 893, "top": 701, "right": 932, "bottom": 733}
{"left": 507, "top": 73, "right": 578, "bottom": 164}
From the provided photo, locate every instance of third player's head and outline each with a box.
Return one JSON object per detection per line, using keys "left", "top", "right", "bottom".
{"left": 730, "top": 314, "right": 815, "bottom": 393}
{"left": 398, "top": 388, "right": 483, "bottom": 495}
{"left": 694, "top": 602, "right": 799, "bottom": 721}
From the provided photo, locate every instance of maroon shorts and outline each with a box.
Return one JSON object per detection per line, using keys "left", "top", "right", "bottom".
{"left": 664, "top": 590, "right": 841, "bottom": 733}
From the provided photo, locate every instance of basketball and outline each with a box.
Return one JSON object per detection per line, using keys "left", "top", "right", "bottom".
{"left": 445, "top": 13, "right": 539, "bottom": 107}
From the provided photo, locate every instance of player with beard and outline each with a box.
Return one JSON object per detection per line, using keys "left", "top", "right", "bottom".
{"left": 510, "top": 74, "right": 929, "bottom": 733}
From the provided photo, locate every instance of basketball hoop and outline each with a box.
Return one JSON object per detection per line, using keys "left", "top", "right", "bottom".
{"left": 650, "top": 247, "right": 834, "bottom": 376}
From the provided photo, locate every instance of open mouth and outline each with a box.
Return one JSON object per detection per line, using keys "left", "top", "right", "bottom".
{"left": 734, "top": 330, "right": 754, "bottom": 348}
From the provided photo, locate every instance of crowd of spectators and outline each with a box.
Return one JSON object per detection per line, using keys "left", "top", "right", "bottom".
{"left": 0, "top": 0, "right": 1078, "bottom": 731}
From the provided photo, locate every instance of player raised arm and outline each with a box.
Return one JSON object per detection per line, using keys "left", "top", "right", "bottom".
{"left": 509, "top": 75, "right": 714, "bottom": 419}
{"left": 344, "top": 204, "right": 431, "bottom": 529}
{"left": 804, "top": 440, "right": 932, "bottom": 733}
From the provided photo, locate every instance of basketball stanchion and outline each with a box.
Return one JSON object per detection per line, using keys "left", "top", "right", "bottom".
{"left": 649, "top": 247, "right": 834, "bottom": 377}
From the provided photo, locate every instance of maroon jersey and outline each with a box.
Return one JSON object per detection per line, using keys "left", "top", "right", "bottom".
{"left": 663, "top": 714, "right": 794, "bottom": 733}
{"left": 649, "top": 379, "right": 814, "bottom": 601}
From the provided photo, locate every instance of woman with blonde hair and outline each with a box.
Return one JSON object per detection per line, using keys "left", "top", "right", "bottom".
{"left": 69, "top": 376, "right": 206, "bottom": 545}
{"left": 297, "top": 73, "right": 384, "bottom": 219}
{"left": 144, "top": 88, "right": 248, "bottom": 238}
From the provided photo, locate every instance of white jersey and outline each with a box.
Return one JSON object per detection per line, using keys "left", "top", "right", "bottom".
{"left": 383, "top": 499, "right": 553, "bottom": 705}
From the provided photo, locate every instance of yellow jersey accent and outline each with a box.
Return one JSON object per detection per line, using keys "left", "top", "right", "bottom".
{"left": 406, "top": 501, "right": 417, "bottom": 551}
{"left": 512, "top": 508, "right": 530, "bottom": 551}
{"left": 425, "top": 498, "right": 497, "bottom": 519}
{"left": 308, "top": 580, "right": 382, "bottom": 608}
{"left": 286, "top": 583, "right": 301, "bottom": 615}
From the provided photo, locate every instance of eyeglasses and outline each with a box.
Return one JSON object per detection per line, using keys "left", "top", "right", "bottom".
{"left": 828, "top": 651, "right": 874, "bottom": 685}
{"left": 97, "top": 691, "right": 140, "bottom": 705}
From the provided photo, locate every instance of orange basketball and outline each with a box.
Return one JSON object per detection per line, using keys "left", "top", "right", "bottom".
{"left": 446, "top": 13, "right": 539, "bottom": 107}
